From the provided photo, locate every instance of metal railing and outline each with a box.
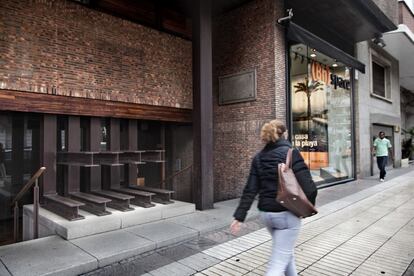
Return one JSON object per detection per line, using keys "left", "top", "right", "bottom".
{"left": 11, "top": 167, "right": 46, "bottom": 242}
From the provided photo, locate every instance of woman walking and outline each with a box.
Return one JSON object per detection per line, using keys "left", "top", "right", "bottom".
{"left": 230, "top": 119, "right": 317, "bottom": 276}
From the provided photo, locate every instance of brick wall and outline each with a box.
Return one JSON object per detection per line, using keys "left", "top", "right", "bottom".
{"left": 212, "top": 0, "right": 286, "bottom": 201}
{"left": 0, "top": 0, "right": 192, "bottom": 109}
{"left": 400, "top": 2, "right": 414, "bottom": 33}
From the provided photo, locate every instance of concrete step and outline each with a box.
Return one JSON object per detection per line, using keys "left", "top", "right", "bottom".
{"left": 23, "top": 200, "right": 196, "bottom": 240}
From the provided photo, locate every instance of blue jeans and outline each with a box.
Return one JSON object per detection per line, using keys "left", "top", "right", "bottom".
{"left": 377, "top": 156, "right": 388, "bottom": 179}
{"left": 261, "top": 211, "right": 302, "bottom": 276}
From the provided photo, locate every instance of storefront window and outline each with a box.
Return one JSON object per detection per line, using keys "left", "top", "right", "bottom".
{"left": 290, "top": 44, "right": 353, "bottom": 185}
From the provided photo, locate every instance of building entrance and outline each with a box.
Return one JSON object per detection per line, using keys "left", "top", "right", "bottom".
{"left": 0, "top": 112, "right": 40, "bottom": 245}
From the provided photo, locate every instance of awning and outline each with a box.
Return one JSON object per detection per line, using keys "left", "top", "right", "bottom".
{"left": 383, "top": 24, "right": 414, "bottom": 91}
{"left": 286, "top": 0, "right": 397, "bottom": 54}
{"left": 287, "top": 22, "right": 366, "bottom": 73}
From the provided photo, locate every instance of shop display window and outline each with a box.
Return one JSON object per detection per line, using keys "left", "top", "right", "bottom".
{"left": 290, "top": 44, "right": 353, "bottom": 185}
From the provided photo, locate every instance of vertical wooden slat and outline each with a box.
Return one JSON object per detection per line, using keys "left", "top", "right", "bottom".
{"left": 67, "top": 116, "right": 81, "bottom": 194}
{"left": 160, "top": 123, "right": 166, "bottom": 189}
{"left": 41, "top": 115, "right": 57, "bottom": 195}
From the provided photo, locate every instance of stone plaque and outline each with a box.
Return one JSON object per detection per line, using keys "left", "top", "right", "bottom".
{"left": 219, "top": 69, "right": 256, "bottom": 105}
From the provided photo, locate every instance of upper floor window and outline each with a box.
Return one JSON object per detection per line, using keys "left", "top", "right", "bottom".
{"left": 372, "top": 61, "right": 386, "bottom": 97}
{"left": 371, "top": 50, "right": 391, "bottom": 100}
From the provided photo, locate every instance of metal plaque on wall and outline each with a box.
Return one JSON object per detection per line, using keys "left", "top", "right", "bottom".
{"left": 219, "top": 69, "right": 256, "bottom": 105}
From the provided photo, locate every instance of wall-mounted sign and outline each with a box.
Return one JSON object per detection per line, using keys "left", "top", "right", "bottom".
{"left": 219, "top": 69, "right": 256, "bottom": 105}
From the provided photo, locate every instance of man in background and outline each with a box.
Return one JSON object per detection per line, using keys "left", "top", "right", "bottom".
{"left": 373, "top": 131, "right": 393, "bottom": 182}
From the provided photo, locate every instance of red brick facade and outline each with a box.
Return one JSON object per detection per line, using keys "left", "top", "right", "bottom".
{"left": 0, "top": 0, "right": 192, "bottom": 109}
{"left": 400, "top": 2, "right": 414, "bottom": 33}
{"left": 0, "top": 0, "right": 289, "bottom": 202}
{"left": 212, "top": 0, "right": 286, "bottom": 201}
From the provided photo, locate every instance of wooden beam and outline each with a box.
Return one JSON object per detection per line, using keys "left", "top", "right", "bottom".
{"left": 0, "top": 89, "right": 192, "bottom": 123}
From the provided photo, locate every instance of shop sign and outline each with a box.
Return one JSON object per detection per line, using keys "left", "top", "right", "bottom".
{"left": 294, "top": 134, "right": 329, "bottom": 170}
{"left": 330, "top": 74, "right": 351, "bottom": 90}
{"left": 294, "top": 134, "right": 318, "bottom": 148}
{"left": 311, "top": 61, "right": 330, "bottom": 84}
{"left": 311, "top": 61, "right": 350, "bottom": 90}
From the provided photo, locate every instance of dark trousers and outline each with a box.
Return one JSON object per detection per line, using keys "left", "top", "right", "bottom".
{"left": 377, "top": 156, "right": 388, "bottom": 179}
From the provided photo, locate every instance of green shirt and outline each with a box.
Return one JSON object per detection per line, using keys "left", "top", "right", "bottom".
{"left": 374, "top": 138, "right": 392, "bottom": 157}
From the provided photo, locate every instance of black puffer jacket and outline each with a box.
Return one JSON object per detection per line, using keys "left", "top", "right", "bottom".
{"left": 233, "top": 139, "right": 317, "bottom": 222}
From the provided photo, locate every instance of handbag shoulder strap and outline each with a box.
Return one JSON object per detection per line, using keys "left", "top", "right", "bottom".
{"left": 286, "top": 148, "right": 293, "bottom": 169}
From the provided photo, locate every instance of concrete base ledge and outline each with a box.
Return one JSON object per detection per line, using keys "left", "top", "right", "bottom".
{"left": 23, "top": 200, "right": 196, "bottom": 240}
{"left": 0, "top": 236, "right": 97, "bottom": 276}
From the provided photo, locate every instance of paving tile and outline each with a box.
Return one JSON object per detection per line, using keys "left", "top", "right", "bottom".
{"left": 157, "top": 244, "right": 200, "bottom": 261}
{"left": 244, "top": 272, "right": 262, "bottom": 276}
{"left": 126, "top": 252, "right": 173, "bottom": 273}
{"left": 71, "top": 229, "right": 156, "bottom": 267}
{"left": 125, "top": 221, "right": 198, "bottom": 249}
{"left": 225, "top": 258, "right": 258, "bottom": 271}
{"left": 218, "top": 261, "right": 249, "bottom": 274}
{"left": 203, "top": 251, "right": 231, "bottom": 261}
{"left": 311, "top": 262, "right": 349, "bottom": 276}
{"left": 204, "top": 230, "right": 236, "bottom": 244}
{"left": 317, "top": 257, "right": 357, "bottom": 271}
{"left": 0, "top": 236, "right": 97, "bottom": 276}
{"left": 234, "top": 253, "right": 266, "bottom": 266}
{"left": 148, "top": 261, "right": 196, "bottom": 276}
{"left": 183, "top": 237, "right": 218, "bottom": 252}
{"left": 203, "top": 266, "right": 228, "bottom": 276}
{"left": 213, "top": 263, "right": 243, "bottom": 276}
{"left": 0, "top": 261, "right": 11, "bottom": 276}
{"left": 166, "top": 212, "right": 229, "bottom": 235}
{"left": 178, "top": 253, "right": 221, "bottom": 272}
{"left": 302, "top": 266, "right": 333, "bottom": 276}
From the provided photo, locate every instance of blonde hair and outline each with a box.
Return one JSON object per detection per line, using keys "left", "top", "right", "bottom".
{"left": 260, "top": 120, "right": 287, "bottom": 143}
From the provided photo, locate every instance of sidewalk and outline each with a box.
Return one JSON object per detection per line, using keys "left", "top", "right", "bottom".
{"left": 194, "top": 174, "right": 414, "bottom": 276}
{"left": 1, "top": 166, "right": 413, "bottom": 276}
{"left": 85, "top": 167, "right": 414, "bottom": 276}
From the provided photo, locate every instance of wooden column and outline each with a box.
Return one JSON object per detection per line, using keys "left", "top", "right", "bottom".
{"left": 109, "top": 118, "right": 120, "bottom": 151}
{"left": 192, "top": 0, "right": 214, "bottom": 210}
{"left": 66, "top": 116, "right": 80, "bottom": 194}
{"left": 102, "top": 118, "right": 121, "bottom": 190}
{"left": 86, "top": 117, "right": 102, "bottom": 192}
{"left": 124, "top": 120, "right": 138, "bottom": 187}
{"left": 41, "top": 115, "right": 57, "bottom": 195}
{"left": 128, "top": 120, "right": 138, "bottom": 150}
{"left": 160, "top": 123, "right": 166, "bottom": 189}
{"left": 11, "top": 114, "right": 24, "bottom": 187}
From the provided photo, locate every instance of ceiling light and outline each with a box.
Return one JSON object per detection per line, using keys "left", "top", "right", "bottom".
{"left": 310, "top": 53, "right": 317, "bottom": 58}
{"left": 312, "top": 48, "right": 316, "bottom": 52}
{"left": 332, "top": 63, "right": 338, "bottom": 67}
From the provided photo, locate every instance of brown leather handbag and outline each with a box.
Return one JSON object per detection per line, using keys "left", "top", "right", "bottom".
{"left": 276, "top": 148, "right": 318, "bottom": 218}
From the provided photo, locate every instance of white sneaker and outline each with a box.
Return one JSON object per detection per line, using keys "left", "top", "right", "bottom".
{"left": 380, "top": 178, "right": 384, "bottom": 182}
